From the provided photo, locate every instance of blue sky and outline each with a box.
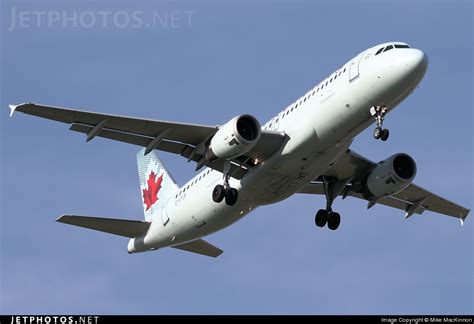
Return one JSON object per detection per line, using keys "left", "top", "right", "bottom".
{"left": 1, "top": 0, "right": 472, "bottom": 315}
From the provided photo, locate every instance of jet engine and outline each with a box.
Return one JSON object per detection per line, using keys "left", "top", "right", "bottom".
{"left": 206, "top": 114, "right": 261, "bottom": 160}
{"left": 362, "top": 153, "right": 417, "bottom": 199}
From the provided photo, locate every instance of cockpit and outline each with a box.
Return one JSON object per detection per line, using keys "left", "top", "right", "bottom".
{"left": 375, "top": 43, "right": 410, "bottom": 55}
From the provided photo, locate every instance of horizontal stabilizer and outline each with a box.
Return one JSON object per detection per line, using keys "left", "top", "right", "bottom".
{"left": 172, "top": 239, "right": 223, "bottom": 258}
{"left": 57, "top": 215, "right": 150, "bottom": 238}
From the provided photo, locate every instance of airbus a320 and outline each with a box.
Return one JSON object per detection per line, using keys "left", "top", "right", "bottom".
{"left": 10, "top": 42, "right": 470, "bottom": 257}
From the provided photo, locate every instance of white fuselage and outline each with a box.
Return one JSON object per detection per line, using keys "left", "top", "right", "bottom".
{"left": 128, "top": 42, "right": 428, "bottom": 253}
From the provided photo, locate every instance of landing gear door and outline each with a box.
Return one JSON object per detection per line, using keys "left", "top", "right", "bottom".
{"left": 349, "top": 51, "right": 364, "bottom": 82}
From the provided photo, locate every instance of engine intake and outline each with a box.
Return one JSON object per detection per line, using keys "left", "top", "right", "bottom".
{"left": 206, "top": 114, "right": 261, "bottom": 160}
{"left": 363, "top": 153, "right": 417, "bottom": 199}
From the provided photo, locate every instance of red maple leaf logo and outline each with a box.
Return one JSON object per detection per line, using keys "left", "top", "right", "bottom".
{"left": 142, "top": 171, "right": 163, "bottom": 211}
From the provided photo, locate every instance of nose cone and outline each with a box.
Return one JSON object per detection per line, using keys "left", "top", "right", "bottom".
{"left": 409, "top": 48, "right": 428, "bottom": 75}
{"left": 400, "top": 48, "right": 429, "bottom": 78}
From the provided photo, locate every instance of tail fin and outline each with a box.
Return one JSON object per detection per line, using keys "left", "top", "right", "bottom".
{"left": 137, "top": 148, "right": 179, "bottom": 222}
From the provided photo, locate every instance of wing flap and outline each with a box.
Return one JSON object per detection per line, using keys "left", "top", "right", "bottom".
{"left": 246, "top": 131, "right": 287, "bottom": 161}
{"left": 297, "top": 181, "right": 469, "bottom": 221}
{"left": 12, "top": 103, "right": 285, "bottom": 179}
{"left": 171, "top": 239, "right": 223, "bottom": 258}
{"left": 393, "top": 184, "right": 470, "bottom": 219}
{"left": 14, "top": 102, "right": 215, "bottom": 145}
{"left": 296, "top": 182, "right": 426, "bottom": 217}
{"left": 70, "top": 123, "right": 191, "bottom": 156}
{"left": 305, "top": 149, "right": 470, "bottom": 221}
{"left": 57, "top": 215, "right": 150, "bottom": 238}
{"left": 69, "top": 123, "right": 248, "bottom": 179}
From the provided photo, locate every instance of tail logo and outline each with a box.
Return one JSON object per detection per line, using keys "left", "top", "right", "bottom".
{"left": 142, "top": 171, "right": 164, "bottom": 211}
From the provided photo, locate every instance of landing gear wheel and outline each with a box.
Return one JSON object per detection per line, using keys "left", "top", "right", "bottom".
{"left": 316, "top": 176, "right": 343, "bottom": 231}
{"left": 213, "top": 160, "right": 239, "bottom": 205}
{"left": 212, "top": 185, "right": 225, "bottom": 203}
{"left": 327, "top": 212, "right": 341, "bottom": 231}
{"left": 380, "top": 129, "right": 389, "bottom": 141}
{"left": 315, "top": 209, "right": 328, "bottom": 227}
{"left": 373, "top": 127, "right": 382, "bottom": 140}
{"left": 225, "top": 188, "right": 238, "bottom": 206}
{"left": 371, "top": 105, "right": 389, "bottom": 141}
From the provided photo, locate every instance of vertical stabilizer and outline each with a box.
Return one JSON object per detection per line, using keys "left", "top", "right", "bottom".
{"left": 137, "top": 149, "right": 179, "bottom": 222}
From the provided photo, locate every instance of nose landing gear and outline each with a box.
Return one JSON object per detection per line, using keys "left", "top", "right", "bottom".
{"left": 370, "top": 106, "right": 389, "bottom": 141}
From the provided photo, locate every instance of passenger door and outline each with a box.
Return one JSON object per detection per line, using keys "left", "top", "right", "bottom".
{"left": 349, "top": 51, "right": 364, "bottom": 81}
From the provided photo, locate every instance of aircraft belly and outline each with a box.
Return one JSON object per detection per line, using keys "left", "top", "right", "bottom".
{"left": 247, "top": 142, "right": 350, "bottom": 205}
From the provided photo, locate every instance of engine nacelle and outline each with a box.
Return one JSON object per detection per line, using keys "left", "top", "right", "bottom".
{"left": 363, "top": 153, "right": 417, "bottom": 199}
{"left": 206, "top": 114, "right": 261, "bottom": 160}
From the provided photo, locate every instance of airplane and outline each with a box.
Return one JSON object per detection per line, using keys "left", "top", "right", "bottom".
{"left": 9, "top": 41, "right": 470, "bottom": 258}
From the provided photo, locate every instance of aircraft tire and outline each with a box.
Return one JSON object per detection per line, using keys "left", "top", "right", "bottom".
{"left": 373, "top": 127, "right": 382, "bottom": 139}
{"left": 327, "top": 212, "right": 341, "bottom": 231}
{"left": 212, "top": 185, "right": 226, "bottom": 203}
{"left": 225, "top": 188, "right": 238, "bottom": 206}
{"left": 315, "top": 209, "right": 328, "bottom": 227}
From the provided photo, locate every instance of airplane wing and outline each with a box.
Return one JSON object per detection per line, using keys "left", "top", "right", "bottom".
{"left": 10, "top": 102, "right": 286, "bottom": 179}
{"left": 297, "top": 150, "right": 470, "bottom": 222}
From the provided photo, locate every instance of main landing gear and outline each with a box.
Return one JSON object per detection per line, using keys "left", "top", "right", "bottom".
{"left": 370, "top": 105, "right": 389, "bottom": 141}
{"left": 212, "top": 161, "right": 238, "bottom": 206}
{"left": 314, "top": 176, "right": 347, "bottom": 231}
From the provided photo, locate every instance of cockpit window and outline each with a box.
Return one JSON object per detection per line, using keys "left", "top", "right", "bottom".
{"left": 375, "top": 47, "right": 384, "bottom": 55}
{"left": 376, "top": 44, "right": 409, "bottom": 56}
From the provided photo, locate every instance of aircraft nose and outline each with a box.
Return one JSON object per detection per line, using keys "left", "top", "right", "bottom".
{"left": 402, "top": 48, "right": 429, "bottom": 76}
